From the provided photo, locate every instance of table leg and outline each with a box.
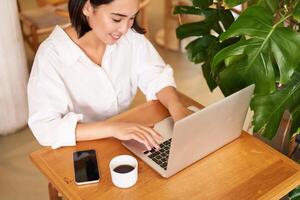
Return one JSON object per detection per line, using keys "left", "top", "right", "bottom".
{"left": 48, "top": 182, "right": 59, "bottom": 200}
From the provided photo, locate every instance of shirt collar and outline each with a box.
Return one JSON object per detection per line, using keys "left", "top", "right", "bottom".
{"left": 49, "top": 26, "right": 82, "bottom": 67}
{"left": 49, "top": 26, "right": 130, "bottom": 67}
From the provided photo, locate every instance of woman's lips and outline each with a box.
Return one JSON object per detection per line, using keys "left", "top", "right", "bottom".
{"left": 110, "top": 33, "right": 121, "bottom": 41}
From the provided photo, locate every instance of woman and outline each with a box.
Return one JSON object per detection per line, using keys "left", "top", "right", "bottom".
{"left": 27, "top": 0, "right": 191, "bottom": 149}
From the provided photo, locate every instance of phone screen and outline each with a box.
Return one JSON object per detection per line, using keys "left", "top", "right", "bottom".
{"left": 73, "top": 149, "right": 100, "bottom": 185}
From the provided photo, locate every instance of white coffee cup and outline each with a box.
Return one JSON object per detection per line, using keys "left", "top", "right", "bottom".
{"left": 109, "top": 155, "right": 138, "bottom": 188}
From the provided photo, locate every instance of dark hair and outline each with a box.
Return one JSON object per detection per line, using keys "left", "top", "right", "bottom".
{"left": 68, "top": 0, "right": 146, "bottom": 38}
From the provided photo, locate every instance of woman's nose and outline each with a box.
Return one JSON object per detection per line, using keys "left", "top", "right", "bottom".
{"left": 118, "top": 20, "right": 131, "bottom": 34}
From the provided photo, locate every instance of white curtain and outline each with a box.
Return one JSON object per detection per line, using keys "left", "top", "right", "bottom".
{"left": 0, "top": 0, "right": 28, "bottom": 135}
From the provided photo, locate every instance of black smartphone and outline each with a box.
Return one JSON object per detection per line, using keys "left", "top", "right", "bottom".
{"left": 73, "top": 149, "right": 100, "bottom": 185}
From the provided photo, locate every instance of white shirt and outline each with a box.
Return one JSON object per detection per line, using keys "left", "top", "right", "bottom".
{"left": 27, "top": 26, "right": 176, "bottom": 149}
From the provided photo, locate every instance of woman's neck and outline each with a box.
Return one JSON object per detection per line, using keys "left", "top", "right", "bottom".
{"left": 65, "top": 26, "right": 106, "bottom": 66}
{"left": 79, "top": 31, "right": 105, "bottom": 50}
{"left": 65, "top": 27, "right": 104, "bottom": 50}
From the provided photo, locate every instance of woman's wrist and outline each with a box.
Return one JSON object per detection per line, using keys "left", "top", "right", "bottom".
{"left": 167, "top": 101, "right": 192, "bottom": 122}
{"left": 167, "top": 101, "right": 185, "bottom": 114}
{"left": 76, "top": 121, "right": 113, "bottom": 141}
{"left": 95, "top": 120, "right": 116, "bottom": 138}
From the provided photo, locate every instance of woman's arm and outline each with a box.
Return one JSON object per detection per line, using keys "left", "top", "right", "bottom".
{"left": 28, "top": 41, "right": 161, "bottom": 150}
{"left": 132, "top": 34, "right": 190, "bottom": 122}
{"left": 75, "top": 121, "right": 162, "bottom": 150}
{"left": 156, "top": 86, "right": 192, "bottom": 122}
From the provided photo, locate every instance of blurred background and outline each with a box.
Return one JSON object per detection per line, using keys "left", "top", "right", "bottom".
{"left": 0, "top": 0, "right": 227, "bottom": 199}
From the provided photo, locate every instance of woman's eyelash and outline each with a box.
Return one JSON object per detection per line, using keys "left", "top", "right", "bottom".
{"left": 112, "top": 17, "right": 135, "bottom": 22}
{"left": 112, "top": 19, "right": 121, "bottom": 22}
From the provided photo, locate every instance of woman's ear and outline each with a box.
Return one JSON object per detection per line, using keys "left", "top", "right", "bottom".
{"left": 82, "top": 0, "right": 93, "bottom": 17}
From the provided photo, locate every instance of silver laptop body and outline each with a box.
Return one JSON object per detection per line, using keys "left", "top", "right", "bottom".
{"left": 122, "top": 85, "right": 255, "bottom": 178}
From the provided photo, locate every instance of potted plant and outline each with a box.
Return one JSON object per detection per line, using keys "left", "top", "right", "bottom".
{"left": 175, "top": 1, "right": 300, "bottom": 198}
{"left": 175, "top": 0, "right": 300, "bottom": 146}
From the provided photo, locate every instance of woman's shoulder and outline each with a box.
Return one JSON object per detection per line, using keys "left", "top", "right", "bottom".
{"left": 123, "top": 29, "right": 148, "bottom": 44}
{"left": 35, "top": 26, "right": 80, "bottom": 67}
{"left": 36, "top": 26, "right": 66, "bottom": 57}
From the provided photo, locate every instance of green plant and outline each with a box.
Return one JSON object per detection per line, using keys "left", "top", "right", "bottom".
{"left": 175, "top": 1, "right": 300, "bottom": 198}
{"left": 175, "top": 0, "right": 300, "bottom": 142}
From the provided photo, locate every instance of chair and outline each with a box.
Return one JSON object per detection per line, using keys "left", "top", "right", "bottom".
{"left": 17, "top": 0, "right": 69, "bottom": 52}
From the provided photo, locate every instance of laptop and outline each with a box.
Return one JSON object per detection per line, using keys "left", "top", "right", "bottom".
{"left": 122, "top": 85, "right": 255, "bottom": 178}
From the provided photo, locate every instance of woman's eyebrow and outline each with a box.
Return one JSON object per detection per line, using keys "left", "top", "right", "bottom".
{"left": 111, "top": 11, "right": 139, "bottom": 18}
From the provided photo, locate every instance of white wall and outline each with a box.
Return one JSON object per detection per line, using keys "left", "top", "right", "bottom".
{"left": 0, "top": 0, "right": 29, "bottom": 135}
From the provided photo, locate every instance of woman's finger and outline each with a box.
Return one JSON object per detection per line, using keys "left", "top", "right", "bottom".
{"left": 133, "top": 131, "right": 153, "bottom": 149}
{"left": 130, "top": 133, "right": 152, "bottom": 150}
{"left": 140, "top": 125, "right": 163, "bottom": 143}
{"left": 136, "top": 127, "right": 160, "bottom": 149}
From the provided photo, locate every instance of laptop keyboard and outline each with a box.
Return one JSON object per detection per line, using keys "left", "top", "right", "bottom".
{"left": 143, "top": 138, "right": 172, "bottom": 170}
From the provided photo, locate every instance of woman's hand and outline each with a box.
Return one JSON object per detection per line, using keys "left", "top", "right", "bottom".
{"left": 155, "top": 87, "right": 193, "bottom": 122}
{"left": 106, "top": 122, "right": 163, "bottom": 150}
{"left": 168, "top": 102, "right": 193, "bottom": 122}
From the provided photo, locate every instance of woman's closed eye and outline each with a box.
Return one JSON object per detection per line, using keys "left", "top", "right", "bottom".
{"left": 112, "top": 18, "right": 122, "bottom": 23}
{"left": 112, "top": 17, "right": 135, "bottom": 23}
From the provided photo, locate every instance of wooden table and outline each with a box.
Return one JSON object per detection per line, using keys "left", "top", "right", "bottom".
{"left": 30, "top": 94, "right": 300, "bottom": 200}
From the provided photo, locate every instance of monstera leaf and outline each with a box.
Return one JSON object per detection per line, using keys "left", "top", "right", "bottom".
{"left": 176, "top": 0, "right": 300, "bottom": 140}
{"left": 174, "top": 0, "right": 235, "bottom": 91}
{"left": 294, "top": 1, "right": 300, "bottom": 23}
{"left": 289, "top": 66, "right": 300, "bottom": 137}
{"left": 251, "top": 69, "right": 300, "bottom": 139}
{"left": 289, "top": 183, "right": 300, "bottom": 199}
{"left": 212, "top": 6, "right": 300, "bottom": 138}
{"left": 192, "top": 0, "right": 213, "bottom": 9}
{"left": 224, "top": 0, "right": 279, "bottom": 13}
{"left": 224, "top": 0, "right": 247, "bottom": 8}
{"left": 248, "top": 0, "right": 279, "bottom": 13}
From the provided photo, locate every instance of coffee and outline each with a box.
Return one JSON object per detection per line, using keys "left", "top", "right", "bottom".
{"left": 114, "top": 165, "right": 134, "bottom": 173}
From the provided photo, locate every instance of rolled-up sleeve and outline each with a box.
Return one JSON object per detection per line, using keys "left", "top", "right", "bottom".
{"left": 134, "top": 35, "right": 176, "bottom": 100}
{"left": 27, "top": 45, "right": 82, "bottom": 149}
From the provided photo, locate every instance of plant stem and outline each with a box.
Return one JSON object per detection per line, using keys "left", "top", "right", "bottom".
{"left": 274, "top": 13, "right": 293, "bottom": 27}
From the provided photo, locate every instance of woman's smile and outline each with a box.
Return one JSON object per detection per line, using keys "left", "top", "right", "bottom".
{"left": 109, "top": 33, "right": 121, "bottom": 41}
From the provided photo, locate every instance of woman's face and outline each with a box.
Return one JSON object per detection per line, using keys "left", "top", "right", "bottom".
{"left": 83, "top": 0, "right": 140, "bottom": 45}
